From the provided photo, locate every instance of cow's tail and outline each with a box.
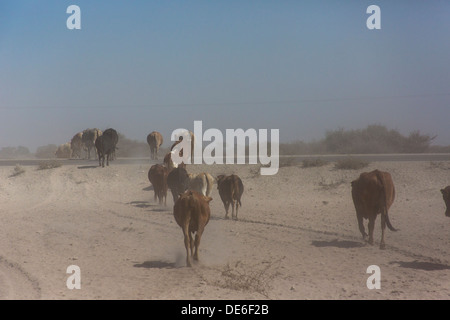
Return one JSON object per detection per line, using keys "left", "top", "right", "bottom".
{"left": 376, "top": 171, "right": 398, "bottom": 232}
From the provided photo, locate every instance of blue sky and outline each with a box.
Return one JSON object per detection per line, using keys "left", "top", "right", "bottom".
{"left": 0, "top": 1, "right": 449, "bottom": 151}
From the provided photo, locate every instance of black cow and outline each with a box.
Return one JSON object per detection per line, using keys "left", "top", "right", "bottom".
{"left": 102, "top": 128, "right": 119, "bottom": 160}
{"left": 167, "top": 165, "right": 190, "bottom": 203}
{"left": 95, "top": 129, "right": 117, "bottom": 167}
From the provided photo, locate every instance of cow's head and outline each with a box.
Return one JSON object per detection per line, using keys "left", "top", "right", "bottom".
{"left": 441, "top": 186, "right": 450, "bottom": 217}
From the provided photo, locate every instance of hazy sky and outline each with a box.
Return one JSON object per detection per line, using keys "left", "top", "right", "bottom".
{"left": 1, "top": 1, "right": 449, "bottom": 151}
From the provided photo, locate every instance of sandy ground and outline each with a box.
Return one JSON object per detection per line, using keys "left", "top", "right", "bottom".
{"left": 0, "top": 158, "right": 449, "bottom": 300}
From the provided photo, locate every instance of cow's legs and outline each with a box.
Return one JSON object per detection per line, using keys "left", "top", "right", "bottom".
{"left": 189, "top": 232, "right": 195, "bottom": 259}
{"left": 224, "top": 202, "right": 230, "bottom": 219}
{"left": 367, "top": 217, "right": 376, "bottom": 245}
{"left": 171, "top": 190, "right": 178, "bottom": 204}
{"left": 234, "top": 201, "right": 239, "bottom": 220}
{"left": 183, "top": 226, "right": 192, "bottom": 267}
{"left": 193, "top": 228, "right": 203, "bottom": 261}
{"left": 356, "top": 213, "right": 367, "bottom": 241}
{"left": 231, "top": 199, "right": 236, "bottom": 220}
{"left": 380, "top": 214, "right": 386, "bottom": 250}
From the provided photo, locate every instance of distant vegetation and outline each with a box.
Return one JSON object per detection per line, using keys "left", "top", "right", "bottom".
{"left": 0, "top": 124, "right": 446, "bottom": 159}
{"left": 280, "top": 124, "right": 439, "bottom": 155}
{"left": 35, "top": 144, "right": 58, "bottom": 159}
{"left": 0, "top": 146, "right": 32, "bottom": 159}
{"left": 115, "top": 133, "right": 149, "bottom": 158}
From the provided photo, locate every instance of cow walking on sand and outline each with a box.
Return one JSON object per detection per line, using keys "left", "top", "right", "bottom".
{"left": 216, "top": 174, "right": 244, "bottom": 220}
{"left": 167, "top": 165, "right": 190, "bottom": 203}
{"left": 148, "top": 164, "right": 169, "bottom": 205}
{"left": 351, "top": 169, "right": 398, "bottom": 249}
{"left": 173, "top": 190, "right": 212, "bottom": 267}
{"left": 147, "top": 131, "right": 163, "bottom": 160}
{"left": 95, "top": 129, "right": 117, "bottom": 167}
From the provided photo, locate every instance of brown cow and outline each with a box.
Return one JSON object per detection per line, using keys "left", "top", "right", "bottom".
{"left": 440, "top": 186, "right": 450, "bottom": 217}
{"left": 216, "top": 174, "right": 244, "bottom": 220}
{"left": 147, "top": 131, "right": 163, "bottom": 160}
{"left": 173, "top": 190, "right": 212, "bottom": 267}
{"left": 148, "top": 164, "right": 169, "bottom": 205}
{"left": 351, "top": 169, "right": 398, "bottom": 249}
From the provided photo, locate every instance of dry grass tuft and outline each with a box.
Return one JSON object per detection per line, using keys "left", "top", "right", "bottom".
{"left": 211, "top": 257, "right": 285, "bottom": 298}
{"left": 37, "top": 160, "right": 62, "bottom": 170}
{"left": 334, "top": 157, "right": 369, "bottom": 170}
{"left": 10, "top": 164, "right": 26, "bottom": 177}
{"left": 302, "top": 158, "right": 328, "bottom": 168}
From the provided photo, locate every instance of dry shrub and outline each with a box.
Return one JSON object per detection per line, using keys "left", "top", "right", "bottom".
{"left": 213, "top": 257, "right": 284, "bottom": 298}
{"left": 302, "top": 158, "right": 328, "bottom": 168}
{"left": 10, "top": 164, "right": 26, "bottom": 177}
{"left": 279, "top": 157, "right": 298, "bottom": 168}
{"left": 37, "top": 160, "right": 62, "bottom": 170}
{"left": 429, "top": 161, "right": 450, "bottom": 170}
{"left": 319, "top": 178, "right": 346, "bottom": 190}
{"left": 335, "top": 157, "right": 369, "bottom": 170}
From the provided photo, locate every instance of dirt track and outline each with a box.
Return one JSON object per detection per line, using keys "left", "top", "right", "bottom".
{"left": 0, "top": 160, "right": 449, "bottom": 299}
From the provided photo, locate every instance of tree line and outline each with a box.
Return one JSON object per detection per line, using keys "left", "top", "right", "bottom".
{"left": 0, "top": 125, "right": 447, "bottom": 159}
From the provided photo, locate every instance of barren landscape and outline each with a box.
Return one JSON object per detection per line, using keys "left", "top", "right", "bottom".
{"left": 0, "top": 158, "right": 449, "bottom": 300}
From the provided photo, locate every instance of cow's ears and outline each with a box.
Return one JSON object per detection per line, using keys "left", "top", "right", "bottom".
{"left": 205, "top": 196, "right": 213, "bottom": 203}
{"left": 441, "top": 189, "right": 445, "bottom": 195}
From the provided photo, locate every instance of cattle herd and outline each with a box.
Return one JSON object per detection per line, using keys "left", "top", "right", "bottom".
{"left": 146, "top": 131, "right": 244, "bottom": 267}
{"left": 57, "top": 129, "right": 450, "bottom": 267}
{"left": 56, "top": 128, "right": 118, "bottom": 165}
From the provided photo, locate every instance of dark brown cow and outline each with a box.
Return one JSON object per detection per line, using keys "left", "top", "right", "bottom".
{"left": 216, "top": 174, "right": 244, "bottom": 220}
{"left": 103, "top": 128, "right": 119, "bottom": 161}
{"left": 167, "top": 165, "right": 189, "bottom": 203}
{"left": 351, "top": 169, "right": 398, "bottom": 249}
{"left": 95, "top": 133, "right": 115, "bottom": 167}
{"left": 147, "top": 131, "right": 163, "bottom": 160}
{"left": 148, "top": 164, "right": 169, "bottom": 205}
{"left": 440, "top": 186, "right": 450, "bottom": 217}
{"left": 173, "top": 190, "right": 212, "bottom": 267}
